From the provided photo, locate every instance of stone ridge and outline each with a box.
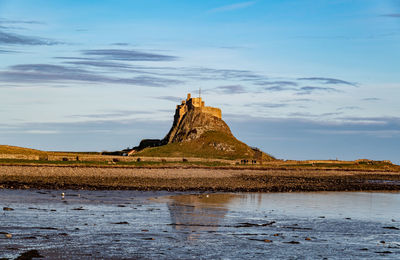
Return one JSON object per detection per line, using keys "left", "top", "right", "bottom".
{"left": 163, "top": 106, "right": 231, "bottom": 144}
{"left": 162, "top": 93, "right": 226, "bottom": 144}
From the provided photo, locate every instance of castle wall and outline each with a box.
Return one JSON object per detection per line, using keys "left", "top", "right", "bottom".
{"left": 187, "top": 97, "right": 203, "bottom": 108}
{"left": 201, "top": 106, "right": 222, "bottom": 119}
{"left": 174, "top": 94, "right": 222, "bottom": 126}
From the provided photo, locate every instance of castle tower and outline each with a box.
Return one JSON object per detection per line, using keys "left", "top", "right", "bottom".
{"left": 173, "top": 93, "right": 222, "bottom": 127}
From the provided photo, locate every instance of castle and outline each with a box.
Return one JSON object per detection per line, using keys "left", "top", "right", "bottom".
{"left": 175, "top": 93, "right": 222, "bottom": 124}
{"left": 128, "top": 93, "right": 223, "bottom": 153}
{"left": 126, "top": 92, "right": 273, "bottom": 162}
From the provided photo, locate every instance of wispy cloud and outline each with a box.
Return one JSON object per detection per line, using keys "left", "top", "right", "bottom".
{"left": 69, "top": 110, "right": 153, "bottom": 119}
{"left": 208, "top": 1, "right": 256, "bottom": 13}
{"left": 257, "top": 80, "right": 298, "bottom": 92}
{"left": 55, "top": 50, "right": 270, "bottom": 83}
{"left": 298, "top": 86, "right": 341, "bottom": 95}
{"left": 209, "top": 85, "right": 247, "bottom": 94}
{"left": 248, "top": 102, "right": 287, "bottom": 108}
{"left": 54, "top": 56, "right": 93, "bottom": 61}
{"left": 52, "top": 53, "right": 275, "bottom": 89}
{"left": 284, "top": 98, "right": 314, "bottom": 103}
{"left": 11, "top": 64, "right": 84, "bottom": 74}
{"left": 0, "top": 49, "right": 18, "bottom": 54}
{"left": 187, "top": 67, "right": 265, "bottom": 81}
{"left": 255, "top": 77, "right": 357, "bottom": 94}
{"left": 336, "top": 106, "right": 361, "bottom": 111}
{"left": 362, "top": 97, "right": 380, "bottom": 101}
{"left": 264, "top": 86, "right": 295, "bottom": 92}
{"left": 0, "top": 30, "right": 60, "bottom": 45}
{"left": 308, "top": 129, "right": 400, "bottom": 138}
{"left": 288, "top": 112, "right": 342, "bottom": 118}
{"left": 336, "top": 116, "right": 400, "bottom": 125}
{"left": 255, "top": 80, "right": 298, "bottom": 87}
{"left": 82, "top": 49, "right": 177, "bottom": 62}
{"left": 0, "top": 25, "right": 25, "bottom": 30}
{"left": 0, "top": 63, "right": 182, "bottom": 87}
{"left": 24, "top": 130, "right": 59, "bottom": 134}
{"left": 381, "top": 13, "right": 400, "bottom": 18}
{"left": 63, "top": 60, "right": 134, "bottom": 69}
{"left": 0, "top": 119, "right": 167, "bottom": 140}
{"left": 156, "top": 96, "right": 182, "bottom": 103}
{"left": 298, "top": 77, "right": 357, "bottom": 86}
{"left": 0, "top": 18, "right": 44, "bottom": 25}
{"left": 111, "top": 42, "right": 130, "bottom": 46}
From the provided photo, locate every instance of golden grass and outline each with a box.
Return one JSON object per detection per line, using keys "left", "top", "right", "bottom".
{"left": 0, "top": 145, "right": 47, "bottom": 156}
{"left": 0, "top": 145, "right": 398, "bottom": 172}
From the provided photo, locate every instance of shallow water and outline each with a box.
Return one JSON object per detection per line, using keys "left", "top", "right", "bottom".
{"left": 1, "top": 190, "right": 399, "bottom": 259}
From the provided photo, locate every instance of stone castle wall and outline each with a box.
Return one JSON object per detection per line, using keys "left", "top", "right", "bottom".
{"left": 174, "top": 93, "right": 222, "bottom": 123}
{"left": 201, "top": 106, "right": 222, "bottom": 119}
{"left": 188, "top": 97, "right": 202, "bottom": 108}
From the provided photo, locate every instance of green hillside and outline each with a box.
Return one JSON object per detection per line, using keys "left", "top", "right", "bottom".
{"left": 135, "top": 130, "right": 275, "bottom": 161}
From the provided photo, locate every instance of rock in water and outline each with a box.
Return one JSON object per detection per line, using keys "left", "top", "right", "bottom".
{"left": 15, "top": 249, "right": 43, "bottom": 259}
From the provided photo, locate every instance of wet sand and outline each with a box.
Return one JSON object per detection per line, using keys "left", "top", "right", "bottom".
{"left": 0, "top": 165, "right": 399, "bottom": 191}
{"left": 1, "top": 190, "right": 399, "bottom": 259}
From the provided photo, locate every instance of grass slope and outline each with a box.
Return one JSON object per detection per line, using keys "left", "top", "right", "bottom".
{"left": 0, "top": 145, "right": 47, "bottom": 156}
{"left": 136, "top": 130, "right": 275, "bottom": 160}
{"left": 0, "top": 145, "right": 98, "bottom": 157}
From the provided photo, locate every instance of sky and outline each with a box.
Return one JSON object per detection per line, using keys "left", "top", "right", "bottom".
{"left": 0, "top": 0, "right": 399, "bottom": 163}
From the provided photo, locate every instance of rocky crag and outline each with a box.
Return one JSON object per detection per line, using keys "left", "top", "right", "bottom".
{"left": 130, "top": 93, "right": 275, "bottom": 162}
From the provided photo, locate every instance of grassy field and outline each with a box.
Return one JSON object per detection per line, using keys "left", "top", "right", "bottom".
{"left": 0, "top": 144, "right": 398, "bottom": 171}
{"left": 0, "top": 158, "right": 398, "bottom": 173}
{"left": 0, "top": 158, "right": 231, "bottom": 167}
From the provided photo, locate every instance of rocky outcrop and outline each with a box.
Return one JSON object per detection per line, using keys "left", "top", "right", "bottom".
{"left": 163, "top": 107, "right": 232, "bottom": 144}
{"left": 131, "top": 93, "right": 275, "bottom": 162}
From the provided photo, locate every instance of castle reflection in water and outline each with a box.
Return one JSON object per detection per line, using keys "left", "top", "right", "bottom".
{"left": 167, "top": 193, "right": 236, "bottom": 241}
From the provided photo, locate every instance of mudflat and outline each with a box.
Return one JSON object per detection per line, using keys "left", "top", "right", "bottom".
{"left": 1, "top": 165, "right": 399, "bottom": 191}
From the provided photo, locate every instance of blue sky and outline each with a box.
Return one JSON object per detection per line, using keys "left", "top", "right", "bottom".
{"left": 0, "top": 0, "right": 399, "bottom": 163}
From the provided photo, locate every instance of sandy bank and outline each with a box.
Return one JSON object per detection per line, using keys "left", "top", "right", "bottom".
{"left": 1, "top": 165, "right": 399, "bottom": 191}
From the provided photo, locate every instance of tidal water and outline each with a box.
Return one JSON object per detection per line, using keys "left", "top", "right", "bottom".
{"left": 1, "top": 190, "right": 399, "bottom": 259}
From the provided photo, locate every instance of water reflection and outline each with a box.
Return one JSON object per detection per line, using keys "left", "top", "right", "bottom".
{"left": 167, "top": 193, "right": 235, "bottom": 241}
{"left": 2, "top": 190, "right": 400, "bottom": 259}
{"left": 168, "top": 192, "right": 400, "bottom": 225}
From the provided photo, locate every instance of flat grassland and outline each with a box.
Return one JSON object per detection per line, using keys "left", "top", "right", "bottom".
{"left": 1, "top": 145, "right": 399, "bottom": 192}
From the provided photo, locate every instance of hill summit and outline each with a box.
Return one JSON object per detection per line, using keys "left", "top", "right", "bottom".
{"left": 130, "top": 93, "right": 274, "bottom": 162}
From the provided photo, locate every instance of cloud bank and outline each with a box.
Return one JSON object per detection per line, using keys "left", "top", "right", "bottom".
{"left": 0, "top": 30, "right": 60, "bottom": 45}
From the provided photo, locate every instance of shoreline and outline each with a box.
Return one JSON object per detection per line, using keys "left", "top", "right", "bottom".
{"left": 1, "top": 165, "right": 399, "bottom": 192}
